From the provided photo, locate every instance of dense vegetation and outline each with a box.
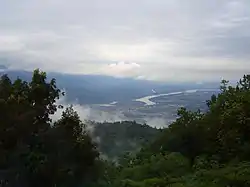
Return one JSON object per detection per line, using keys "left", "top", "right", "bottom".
{"left": 0, "top": 70, "right": 100, "bottom": 186}
{"left": 1, "top": 69, "right": 250, "bottom": 186}
{"left": 99, "top": 76, "right": 250, "bottom": 187}
{"left": 90, "top": 121, "right": 160, "bottom": 159}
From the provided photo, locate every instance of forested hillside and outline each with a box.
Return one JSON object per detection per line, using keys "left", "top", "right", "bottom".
{"left": 0, "top": 70, "right": 100, "bottom": 186}
{"left": 98, "top": 76, "right": 250, "bottom": 187}
{"left": 1, "top": 69, "right": 250, "bottom": 186}
{"left": 90, "top": 121, "right": 160, "bottom": 158}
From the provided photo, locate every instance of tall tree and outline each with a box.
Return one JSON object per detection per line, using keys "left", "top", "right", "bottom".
{"left": 0, "top": 69, "right": 100, "bottom": 187}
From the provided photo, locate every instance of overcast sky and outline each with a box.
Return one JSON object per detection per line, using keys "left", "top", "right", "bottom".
{"left": 0, "top": 0, "right": 250, "bottom": 82}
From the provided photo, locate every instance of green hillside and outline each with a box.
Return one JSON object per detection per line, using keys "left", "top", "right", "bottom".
{"left": 91, "top": 121, "right": 160, "bottom": 159}
{"left": 96, "top": 76, "right": 250, "bottom": 187}
{"left": 1, "top": 69, "right": 250, "bottom": 187}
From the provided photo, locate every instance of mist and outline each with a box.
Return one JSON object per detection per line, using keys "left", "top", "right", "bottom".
{"left": 52, "top": 95, "right": 169, "bottom": 129}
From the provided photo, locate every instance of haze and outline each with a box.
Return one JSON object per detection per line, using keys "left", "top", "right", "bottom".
{"left": 1, "top": 0, "right": 250, "bottom": 82}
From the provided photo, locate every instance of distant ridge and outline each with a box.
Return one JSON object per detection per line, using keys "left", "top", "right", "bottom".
{"left": 0, "top": 65, "right": 7, "bottom": 71}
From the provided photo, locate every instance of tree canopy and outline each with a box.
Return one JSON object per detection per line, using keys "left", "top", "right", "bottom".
{"left": 96, "top": 74, "right": 250, "bottom": 187}
{"left": 1, "top": 69, "right": 250, "bottom": 187}
{"left": 0, "top": 69, "right": 99, "bottom": 187}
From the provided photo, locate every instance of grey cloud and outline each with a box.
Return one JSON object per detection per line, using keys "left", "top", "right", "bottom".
{"left": 0, "top": 0, "right": 250, "bottom": 81}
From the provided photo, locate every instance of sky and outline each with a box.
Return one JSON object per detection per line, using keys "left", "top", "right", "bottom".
{"left": 0, "top": 0, "right": 250, "bottom": 82}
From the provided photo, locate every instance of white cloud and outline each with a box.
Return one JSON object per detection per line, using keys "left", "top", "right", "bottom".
{"left": 0, "top": 0, "right": 250, "bottom": 82}
{"left": 100, "top": 61, "right": 141, "bottom": 77}
{"left": 53, "top": 95, "right": 127, "bottom": 123}
{"left": 0, "top": 35, "right": 24, "bottom": 52}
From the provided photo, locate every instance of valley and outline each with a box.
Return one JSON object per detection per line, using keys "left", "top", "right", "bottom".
{"left": 87, "top": 89, "right": 219, "bottom": 127}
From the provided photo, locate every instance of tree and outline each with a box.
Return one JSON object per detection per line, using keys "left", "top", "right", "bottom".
{"left": 52, "top": 106, "right": 100, "bottom": 186}
{"left": 0, "top": 69, "right": 100, "bottom": 187}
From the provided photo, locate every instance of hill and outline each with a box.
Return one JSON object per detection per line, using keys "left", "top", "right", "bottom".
{"left": 0, "top": 69, "right": 219, "bottom": 105}
{"left": 97, "top": 75, "right": 250, "bottom": 187}
{"left": 1, "top": 69, "right": 250, "bottom": 187}
{"left": 90, "top": 121, "right": 160, "bottom": 159}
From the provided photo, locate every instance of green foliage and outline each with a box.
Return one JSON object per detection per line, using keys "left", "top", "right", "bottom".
{"left": 1, "top": 70, "right": 250, "bottom": 187}
{"left": 91, "top": 121, "right": 160, "bottom": 158}
{"left": 118, "top": 152, "right": 190, "bottom": 181}
{"left": 101, "top": 74, "right": 250, "bottom": 187}
{"left": 0, "top": 69, "right": 99, "bottom": 187}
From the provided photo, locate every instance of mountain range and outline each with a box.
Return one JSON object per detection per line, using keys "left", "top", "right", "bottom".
{"left": 0, "top": 68, "right": 219, "bottom": 105}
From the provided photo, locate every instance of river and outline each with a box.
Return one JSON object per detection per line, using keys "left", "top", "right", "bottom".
{"left": 134, "top": 89, "right": 218, "bottom": 106}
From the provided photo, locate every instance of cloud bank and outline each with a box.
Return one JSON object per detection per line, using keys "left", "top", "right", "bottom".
{"left": 0, "top": 0, "right": 250, "bottom": 82}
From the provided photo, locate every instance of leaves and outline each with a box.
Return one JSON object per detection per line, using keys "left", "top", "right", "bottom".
{"left": 2, "top": 70, "right": 250, "bottom": 187}
{"left": 103, "top": 74, "right": 250, "bottom": 187}
{"left": 0, "top": 70, "right": 100, "bottom": 187}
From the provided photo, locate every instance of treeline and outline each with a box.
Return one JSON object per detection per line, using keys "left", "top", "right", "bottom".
{"left": 99, "top": 76, "right": 250, "bottom": 187}
{"left": 1, "top": 70, "right": 250, "bottom": 186}
{"left": 0, "top": 70, "right": 100, "bottom": 186}
{"left": 90, "top": 121, "right": 160, "bottom": 158}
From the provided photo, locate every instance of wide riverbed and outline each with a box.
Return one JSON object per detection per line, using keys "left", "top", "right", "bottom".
{"left": 134, "top": 89, "right": 218, "bottom": 106}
